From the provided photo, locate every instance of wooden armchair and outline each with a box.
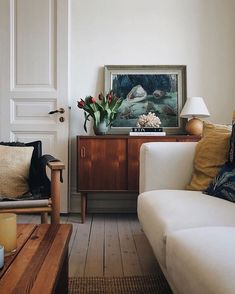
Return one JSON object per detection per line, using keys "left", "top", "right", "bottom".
{"left": 0, "top": 141, "right": 65, "bottom": 224}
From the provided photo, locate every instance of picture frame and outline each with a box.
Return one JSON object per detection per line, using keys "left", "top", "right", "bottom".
{"left": 104, "top": 65, "right": 187, "bottom": 134}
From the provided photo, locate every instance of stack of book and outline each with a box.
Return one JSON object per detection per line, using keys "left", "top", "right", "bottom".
{"left": 129, "top": 127, "right": 166, "bottom": 136}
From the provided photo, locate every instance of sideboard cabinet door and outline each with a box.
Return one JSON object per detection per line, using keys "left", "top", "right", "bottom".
{"left": 77, "top": 137, "right": 127, "bottom": 191}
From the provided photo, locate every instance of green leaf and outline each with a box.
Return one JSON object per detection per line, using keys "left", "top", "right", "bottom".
{"left": 96, "top": 102, "right": 105, "bottom": 112}
{"left": 93, "top": 110, "right": 100, "bottom": 126}
{"left": 83, "top": 112, "right": 91, "bottom": 132}
{"left": 105, "top": 109, "right": 112, "bottom": 121}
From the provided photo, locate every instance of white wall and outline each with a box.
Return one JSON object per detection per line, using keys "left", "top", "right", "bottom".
{"left": 69, "top": 0, "right": 235, "bottom": 211}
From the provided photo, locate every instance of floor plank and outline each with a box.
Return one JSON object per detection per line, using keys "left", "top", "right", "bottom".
{"left": 84, "top": 214, "right": 105, "bottom": 277}
{"left": 68, "top": 215, "right": 92, "bottom": 277}
{"left": 68, "top": 222, "right": 79, "bottom": 257}
{"left": 17, "top": 214, "right": 41, "bottom": 224}
{"left": 17, "top": 213, "right": 159, "bottom": 278}
{"left": 104, "top": 214, "right": 123, "bottom": 277}
{"left": 129, "top": 214, "right": 159, "bottom": 274}
{"left": 117, "top": 214, "right": 142, "bottom": 276}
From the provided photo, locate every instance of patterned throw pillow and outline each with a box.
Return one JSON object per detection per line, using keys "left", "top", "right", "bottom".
{"left": 204, "top": 163, "right": 235, "bottom": 202}
{"left": 228, "top": 123, "right": 235, "bottom": 165}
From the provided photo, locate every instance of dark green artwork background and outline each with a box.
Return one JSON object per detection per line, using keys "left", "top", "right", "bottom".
{"left": 112, "top": 74, "right": 179, "bottom": 128}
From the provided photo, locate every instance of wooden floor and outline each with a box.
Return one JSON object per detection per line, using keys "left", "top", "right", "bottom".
{"left": 17, "top": 213, "right": 159, "bottom": 278}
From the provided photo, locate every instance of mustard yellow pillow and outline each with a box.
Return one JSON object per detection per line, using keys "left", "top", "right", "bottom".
{"left": 186, "top": 132, "right": 231, "bottom": 191}
{"left": 0, "top": 145, "right": 33, "bottom": 198}
{"left": 202, "top": 121, "right": 232, "bottom": 137}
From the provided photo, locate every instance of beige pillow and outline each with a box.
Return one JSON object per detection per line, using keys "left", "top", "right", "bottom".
{"left": 0, "top": 145, "right": 34, "bottom": 198}
{"left": 186, "top": 124, "right": 231, "bottom": 191}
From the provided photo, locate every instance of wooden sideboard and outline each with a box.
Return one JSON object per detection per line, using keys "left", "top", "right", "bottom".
{"left": 77, "top": 135, "right": 200, "bottom": 222}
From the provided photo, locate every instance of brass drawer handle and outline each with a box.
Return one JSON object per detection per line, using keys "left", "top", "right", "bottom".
{"left": 81, "top": 147, "right": 86, "bottom": 158}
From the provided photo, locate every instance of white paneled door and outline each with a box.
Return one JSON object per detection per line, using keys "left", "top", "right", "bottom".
{"left": 0, "top": 0, "right": 70, "bottom": 212}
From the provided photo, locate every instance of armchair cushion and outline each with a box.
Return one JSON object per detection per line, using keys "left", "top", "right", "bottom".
{"left": 0, "top": 145, "right": 33, "bottom": 198}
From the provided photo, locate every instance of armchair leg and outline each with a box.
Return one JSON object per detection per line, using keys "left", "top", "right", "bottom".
{"left": 51, "top": 169, "right": 61, "bottom": 224}
{"left": 41, "top": 212, "right": 48, "bottom": 224}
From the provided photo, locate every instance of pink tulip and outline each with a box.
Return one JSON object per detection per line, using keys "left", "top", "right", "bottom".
{"left": 90, "top": 97, "right": 96, "bottom": 103}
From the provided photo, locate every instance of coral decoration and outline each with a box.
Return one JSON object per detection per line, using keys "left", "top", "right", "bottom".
{"left": 137, "top": 112, "right": 161, "bottom": 128}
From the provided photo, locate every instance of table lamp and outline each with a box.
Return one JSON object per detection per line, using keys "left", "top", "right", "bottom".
{"left": 180, "top": 97, "right": 210, "bottom": 136}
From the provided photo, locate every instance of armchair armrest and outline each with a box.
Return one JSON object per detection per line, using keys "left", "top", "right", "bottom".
{"left": 139, "top": 142, "right": 197, "bottom": 193}
{"left": 47, "top": 161, "right": 65, "bottom": 170}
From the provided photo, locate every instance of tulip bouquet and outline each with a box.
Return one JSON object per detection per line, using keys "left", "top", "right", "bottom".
{"left": 77, "top": 91, "right": 122, "bottom": 133}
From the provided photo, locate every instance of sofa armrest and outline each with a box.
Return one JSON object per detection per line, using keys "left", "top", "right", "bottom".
{"left": 139, "top": 142, "right": 197, "bottom": 193}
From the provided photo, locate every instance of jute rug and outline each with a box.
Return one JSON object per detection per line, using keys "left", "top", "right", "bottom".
{"left": 69, "top": 273, "right": 172, "bottom": 294}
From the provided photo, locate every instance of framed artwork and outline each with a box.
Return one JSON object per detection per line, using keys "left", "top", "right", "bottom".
{"left": 104, "top": 65, "right": 187, "bottom": 134}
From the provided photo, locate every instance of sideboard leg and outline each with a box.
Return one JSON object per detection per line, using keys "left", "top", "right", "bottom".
{"left": 81, "top": 193, "right": 87, "bottom": 223}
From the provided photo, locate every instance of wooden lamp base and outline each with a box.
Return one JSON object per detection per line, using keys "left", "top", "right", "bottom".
{"left": 185, "top": 118, "right": 203, "bottom": 136}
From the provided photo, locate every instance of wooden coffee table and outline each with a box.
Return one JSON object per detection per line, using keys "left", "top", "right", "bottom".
{"left": 0, "top": 223, "right": 72, "bottom": 293}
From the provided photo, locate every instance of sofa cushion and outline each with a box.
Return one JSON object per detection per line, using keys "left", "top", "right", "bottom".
{"left": 186, "top": 131, "right": 231, "bottom": 191}
{"left": 137, "top": 190, "right": 235, "bottom": 268}
{"left": 0, "top": 145, "right": 34, "bottom": 198}
{"left": 166, "top": 227, "right": 235, "bottom": 294}
{"left": 204, "top": 163, "right": 235, "bottom": 202}
{"left": 202, "top": 120, "right": 232, "bottom": 137}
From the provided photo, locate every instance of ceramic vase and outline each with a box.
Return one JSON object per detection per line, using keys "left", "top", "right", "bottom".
{"left": 93, "top": 119, "right": 110, "bottom": 135}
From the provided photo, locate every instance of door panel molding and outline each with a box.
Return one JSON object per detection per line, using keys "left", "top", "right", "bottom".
{"left": 10, "top": 98, "right": 57, "bottom": 124}
{"left": 10, "top": 0, "right": 56, "bottom": 90}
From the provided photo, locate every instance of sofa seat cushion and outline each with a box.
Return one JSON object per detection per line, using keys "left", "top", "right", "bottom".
{"left": 166, "top": 227, "right": 235, "bottom": 294}
{"left": 137, "top": 190, "right": 235, "bottom": 268}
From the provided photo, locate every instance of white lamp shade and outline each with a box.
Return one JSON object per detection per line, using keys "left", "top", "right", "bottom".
{"left": 180, "top": 97, "right": 210, "bottom": 118}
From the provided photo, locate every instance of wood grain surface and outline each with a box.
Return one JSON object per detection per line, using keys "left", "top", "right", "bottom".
{"left": 0, "top": 224, "right": 72, "bottom": 293}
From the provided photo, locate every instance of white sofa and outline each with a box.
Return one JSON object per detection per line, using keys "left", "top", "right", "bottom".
{"left": 137, "top": 142, "right": 235, "bottom": 294}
